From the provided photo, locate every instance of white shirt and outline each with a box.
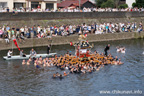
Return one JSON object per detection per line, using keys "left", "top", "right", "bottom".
{"left": 37, "top": 27, "right": 41, "bottom": 32}
{"left": 20, "top": 28, "right": 24, "bottom": 32}
{"left": 7, "top": 51, "right": 12, "bottom": 57}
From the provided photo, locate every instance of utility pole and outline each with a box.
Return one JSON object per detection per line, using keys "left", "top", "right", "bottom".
{"left": 28, "top": 0, "right": 29, "bottom": 9}
{"left": 79, "top": 0, "right": 81, "bottom": 9}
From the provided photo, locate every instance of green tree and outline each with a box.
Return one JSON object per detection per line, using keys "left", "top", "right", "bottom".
{"left": 96, "top": 0, "right": 116, "bottom": 8}
{"left": 96, "top": 0, "right": 107, "bottom": 8}
{"left": 132, "top": 3, "right": 137, "bottom": 8}
{"left": 118, "top": 4, "right": 128, "bottom": 9}
{"left": 132, "top": 0, "right": 144, "bottom": 8}
{"left": 101, "top": 0, "right": 114, "bottom": 8}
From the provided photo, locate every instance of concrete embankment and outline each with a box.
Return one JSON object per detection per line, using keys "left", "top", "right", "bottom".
{"left": 0, "top": 32, "right": 144, "bottom": 51}
{"left": 0, "top": 12, "right": 144, "bottom": 27}
{"left": 0, "top": 12, "right": 144, "bottom": 21}
{"left": 0, "top": 18, "right": 144, "bottom": 28}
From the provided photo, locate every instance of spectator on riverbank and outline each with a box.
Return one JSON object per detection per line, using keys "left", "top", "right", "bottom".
{"left": 5, "top": 35, "right": 9, "bottom": 44}
{"left": 0, "top": 22, "right": 143, "bottom": 44}
{"left": 1, "top": 7, "right": 144, "bottom": 13}
{"left": 137, "top": 22, "right": 143, "bottom": 33}
{"left": 0, "top": 27, "right": 3, "bottom": 39}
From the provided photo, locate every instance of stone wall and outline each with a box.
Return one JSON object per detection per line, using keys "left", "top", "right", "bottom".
{"left": 0, "top": 18, "right": 144, "bottom": 28}
{"left": 0, "top": 32, "right": 144, "bottom": 51}
{"left": 0, "top": 12, "right": 144, "bottom": 21}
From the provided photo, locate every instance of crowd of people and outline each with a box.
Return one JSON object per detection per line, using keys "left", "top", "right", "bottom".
{"left": 58, "top": 7, "right": 144, "bottom": 12}
{"left": 21, "top": 46, "right": 123, "bottom": 79}
{"left": 0, "top": 7, "right": 144, "bottom": 13}
{"left": 0, "top": 22, "right": 143, "bottom": 43}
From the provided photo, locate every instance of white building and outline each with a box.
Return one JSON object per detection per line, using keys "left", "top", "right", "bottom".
{"left": 0, "top": 0, "right": 58, "bottom": 11}
{"left": 89, "top": 0, "right": 96, "bottom": 4}
{"left": 126, "top": 0, "right": 135, "bottom": 8}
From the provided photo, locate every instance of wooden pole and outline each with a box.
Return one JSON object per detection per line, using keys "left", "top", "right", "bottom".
{"left": 12, "top": 40, "right": 13, "bottom": 56}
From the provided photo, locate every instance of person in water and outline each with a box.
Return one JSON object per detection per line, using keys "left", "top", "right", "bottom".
{"left": 26, "top": 60, "right": 30, "bottom": 65}
{"left": 53, "top": 74, "right": 57, "bottom": 78}
{"left": 116, "top": 46, "right": 126, "bottom": 53}
{"left": 63, "top": 71, "right": 69, "bottom": 76}
{"left": 30, "top": 48, "right": 37, "bottom": 57}
{"left": 20, "top": 50, "right": 26, "bottom": 57}
{"left": 22, "top": 60, "right": 26, "bottom": 65}
{"left": 104, "top": 44, "right": 110, "bottom": 56}
{"left": 23, "top": 50, "right": 124, "bottom": 78}
{"left": 7, "top": 50, "right": 12, "bottom": 58}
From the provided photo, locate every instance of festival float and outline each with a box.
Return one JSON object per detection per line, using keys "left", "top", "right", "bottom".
{"left": 70, "top": 34, "right": 94, "bottom": 62}
{"left": 68, "top": 34, "right": 123, "bottom": 65}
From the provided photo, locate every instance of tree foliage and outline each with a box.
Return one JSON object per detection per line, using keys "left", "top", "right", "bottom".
{"left": 95, "top": 0, "right": 116, "bottom": 8}
{"left": 96, "top": 0, "right": 107, "bottom": 8}
{"left": 132, "top": 0, "right": 144, "bottom": 8}
{"left": 118, "top": 4, "right": 128, "bottom": 9}
{"left": 101, "top": 0, "right": 114, "bottom": 8}
{"left": 113, "top": 0, "right": 119, "bottom": 8}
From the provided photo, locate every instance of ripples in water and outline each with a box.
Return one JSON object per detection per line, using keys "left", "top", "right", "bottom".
{"left": 0, "top": 39, "right": 144, "bottom": 96}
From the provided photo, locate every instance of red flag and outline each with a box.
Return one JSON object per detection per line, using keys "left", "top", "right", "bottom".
{"left": 13, "top": 39, "right": 20, "bottom": 51}
{"left": 85, "top": 34, "right": 87, "bottom": 37}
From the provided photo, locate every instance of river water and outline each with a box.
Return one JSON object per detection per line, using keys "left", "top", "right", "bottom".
{"left": 0, "top": 39, "right": 144, "bottom": 96}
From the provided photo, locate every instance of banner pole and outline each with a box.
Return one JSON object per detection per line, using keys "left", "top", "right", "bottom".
{"left": 12, "top": 40, "right": 13, "bottom": 55}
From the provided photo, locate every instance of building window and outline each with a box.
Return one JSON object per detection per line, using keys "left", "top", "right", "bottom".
{"left": 31, "top": 2, "right": 39, "bottom": 9}
{"left": 0, "top": 2, "right": 7, "bottom": 8}
{"left": 14, "top": 3, "right": 24, "bottom": 8}
{"left": 46, "top": 3, "right": 53, "bottom": 10}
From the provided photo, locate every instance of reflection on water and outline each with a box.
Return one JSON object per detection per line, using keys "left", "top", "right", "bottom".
{"left": 0, "top": 39, "right": 144, "bottom": 96}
